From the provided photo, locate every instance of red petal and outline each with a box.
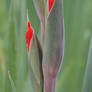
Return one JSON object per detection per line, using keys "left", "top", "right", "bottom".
{"left": 26, "top": 21, "right": 34, "bottom": 53}
{"left": 27, "top": 21, "right": 31, "bottom": 29}
{"left": 49, "top": 0, "right": 55, "bottom": 12}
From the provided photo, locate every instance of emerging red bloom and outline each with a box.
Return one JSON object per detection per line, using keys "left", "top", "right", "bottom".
{"left": 48, "top": 0, "right": 55, "bottom": 12}
{"left": 26, "top": 21, "right": 34, "bottom": 53}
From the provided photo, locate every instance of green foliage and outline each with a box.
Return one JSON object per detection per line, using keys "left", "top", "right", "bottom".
{"left": 0, "top": 0, "right": 92, "bottom": 92}
{"left": 57, "top": 0, "right": 92, "bottom": 92}
{"left": 5, "top": 0, "right": 17, "bottom": 91}
{"left": 82, "top": 37, "right": 92, "bottom": 92}
{"left": 8, "top": 71, "right": 16, "bottom": 92}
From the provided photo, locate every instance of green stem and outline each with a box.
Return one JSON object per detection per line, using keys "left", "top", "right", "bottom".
{"left": 41, "top": 20, "right": 45, "bottom": 46}
{"left": 44, "top": 77, "right": 57, "bottom": 92}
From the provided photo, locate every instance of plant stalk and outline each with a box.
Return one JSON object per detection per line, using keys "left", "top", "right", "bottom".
{"left": 41, "top": 21, "right": 45, "bottom": 46}
{"left": 44, "top": 77, "right": 57, "bottom": 92}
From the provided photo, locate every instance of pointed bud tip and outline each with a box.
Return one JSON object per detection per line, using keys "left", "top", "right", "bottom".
{"left": 26, "top": 21, "right": 34, "bottom": 53}
{"left": 49, "top": 0, "right": 55, "bottom": 12}
{"left": 27, "top": 21, "right": 31, "bottom": 29}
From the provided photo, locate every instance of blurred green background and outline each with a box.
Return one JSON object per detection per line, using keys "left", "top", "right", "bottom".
{"left": 0, "top": 0, "right": 92, "bottom": 92}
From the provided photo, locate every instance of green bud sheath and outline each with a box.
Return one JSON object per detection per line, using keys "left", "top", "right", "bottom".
{"left": 32, "top": 0, "right": 46, "bottom": 45}
{"left": 28, "top": 34, "right": 43, "bottom": 92}
{"left": 32, "top": 0, "right": 45, "bottom": 23}
{"left": 28, "top": 63, "right": 42, "bottom": 92}
{"left": 43, "top": 0, "right": 64, "bottom": 81}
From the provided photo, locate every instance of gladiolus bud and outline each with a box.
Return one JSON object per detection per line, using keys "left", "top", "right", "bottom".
{"left": 26, "top": 21, "right": 43, "bottom": 92}
{"left": 28, "top": 34, "right": 43, "bottom": 92}
{"left": 49, "top": 0, "right": 55, "bottom": 12}
{"left": 26, "top": 21, "right": 34, "bottom": 53}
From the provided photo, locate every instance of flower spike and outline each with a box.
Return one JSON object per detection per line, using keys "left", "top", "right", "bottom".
{"left": 26, "top": 21, "right": 34, "bottom": 53}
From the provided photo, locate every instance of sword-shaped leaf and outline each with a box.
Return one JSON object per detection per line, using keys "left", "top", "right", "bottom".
{"left": 82, "top": 37, "right": 92, "bottom": 92}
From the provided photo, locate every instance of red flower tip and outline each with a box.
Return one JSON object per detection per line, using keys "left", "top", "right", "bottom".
{"left": 26, "top": 21, "right": 34, "bottom": 53}
{"left": 27, "top": 21, "right": 31, "bottom": 29}
{"left": 49, "top": 0, "right": 55, "bottom": 12}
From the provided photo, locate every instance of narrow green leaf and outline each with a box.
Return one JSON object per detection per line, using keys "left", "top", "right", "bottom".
{"left": 5, "top": 0, "right": 17, "bottom": 92}
{"left": 0, "top": 58, "right": 5, "bottom": 92}
{"left": 56, "top": 0, "right": 91, "bottom": 92}
{"left": 82, "top": 37, "right": 92, "bottom": 92}
{"left": 23, "top": 75, "right": 32, "bottom": 92}
{"left": 5, "top": 0, "right": 11, "bottom": 10}
{"left": 8, "top": 71, "right": 16, "bottom": 92}
{"left": 14, "top": 0, "right": 27, "bottom": 92}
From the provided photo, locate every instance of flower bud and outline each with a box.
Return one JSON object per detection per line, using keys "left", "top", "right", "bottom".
{"left": 28, "top": 34, "right": 43, "bottom": 92}
{"left": 26, "top": 21, "right": 43, "bottom": 92}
